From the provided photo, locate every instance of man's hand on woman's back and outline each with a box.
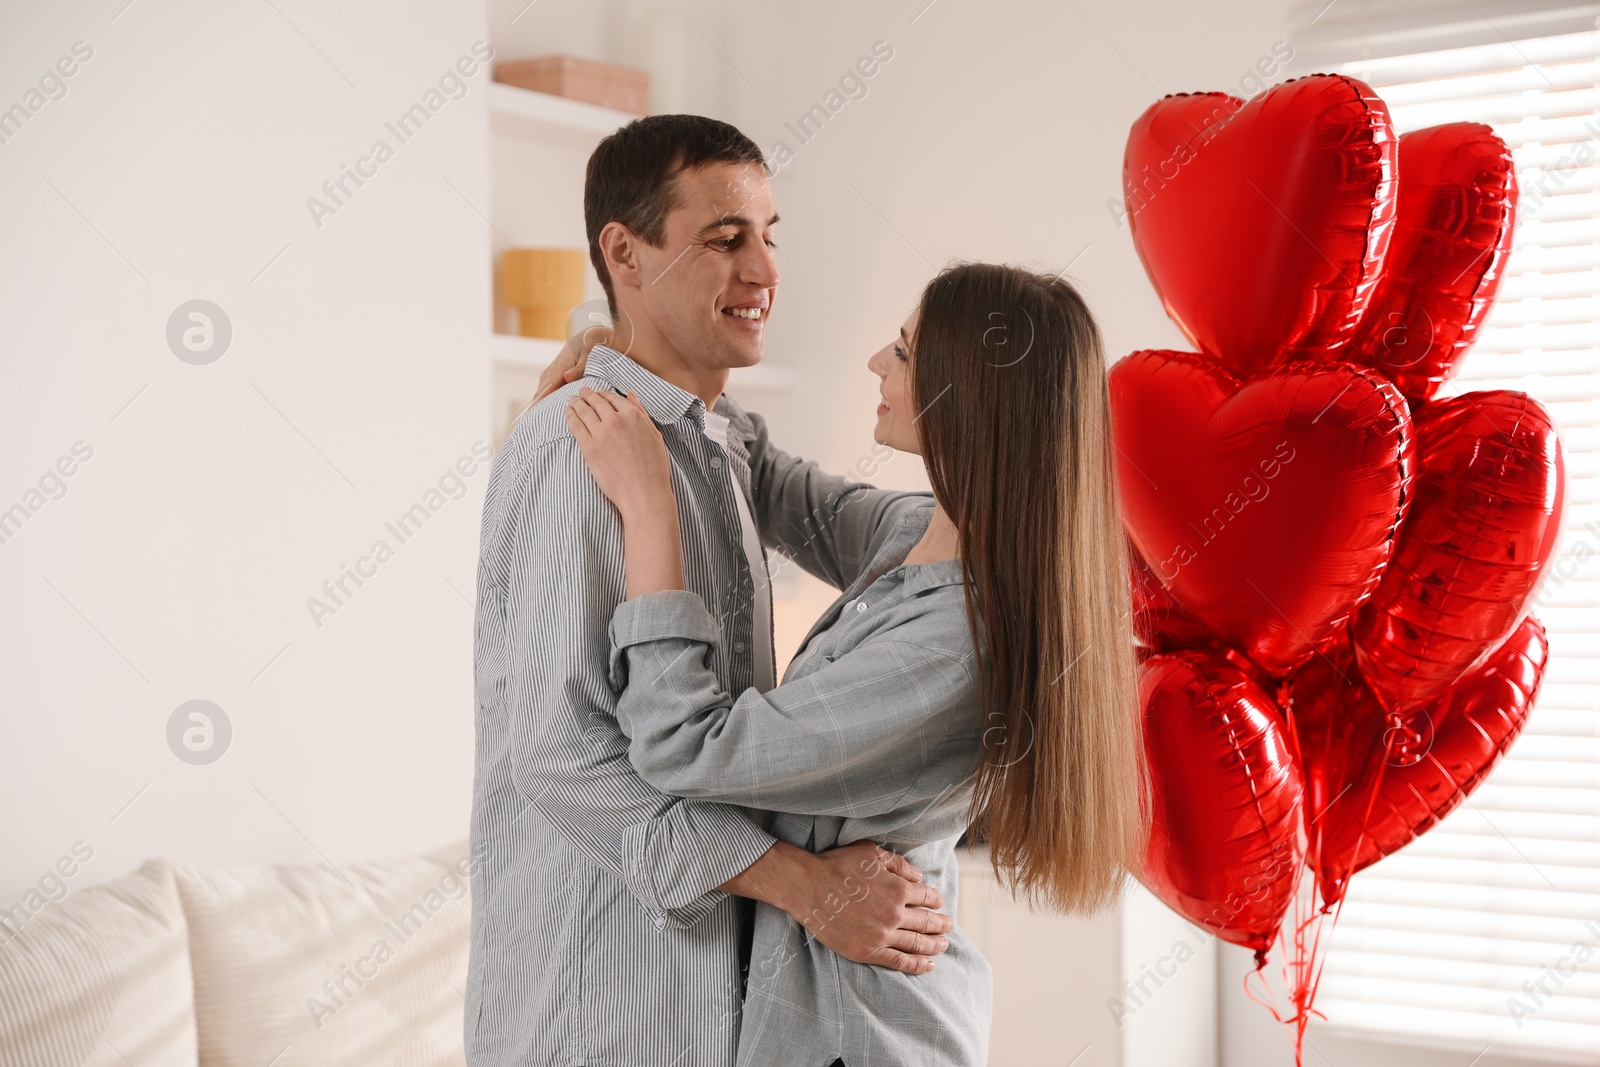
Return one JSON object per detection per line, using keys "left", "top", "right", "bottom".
{"left": 721, "top": 840, "right": 955, "bottom": 975}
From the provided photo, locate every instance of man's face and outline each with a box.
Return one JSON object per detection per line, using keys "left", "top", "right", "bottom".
{"left": 623, "top": 161, "right": 780, "bottom": 371}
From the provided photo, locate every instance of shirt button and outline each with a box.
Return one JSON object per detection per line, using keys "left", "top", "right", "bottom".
{"left": 709, "top": 455, "right": 724, "bottom": 469}
{"left": 734, "top": 641, "right": 747, "bottom": 653}
{"left": 855, "top": 602, "right": 867, "bottom": 613}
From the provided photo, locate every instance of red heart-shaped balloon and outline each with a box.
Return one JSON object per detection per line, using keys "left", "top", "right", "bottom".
{"left": 1129, "top": 540, "right": 1216, "bottom": 654}
{"left": 1343, "top": 124, "right": 1518, "bottom": 405}
{"left": 1351, "top": 391, "right": 1564, "bottom": 713}
{"left": 1110, "top": 349, "right": 1415, "bottom": 676}
{"left": 1289, "top": 616, "right": 1548, "bottom": 908}
{"left": 1284, "top": 631, "right": 1389, "bottom": 910}
{"left": 1123, "top": 75, "right": 1398, "bottom": 378}
{"left": 1136, "top": 649, "right": 1306, "bottom": 957}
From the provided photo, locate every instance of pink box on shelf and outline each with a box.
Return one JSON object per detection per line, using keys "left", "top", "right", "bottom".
{"left": 494, "top": 55, "right": 650, "bottom": 116}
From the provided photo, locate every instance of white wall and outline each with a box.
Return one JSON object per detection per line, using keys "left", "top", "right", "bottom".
{"left": 959, "top": 850, "right": 1126, "bottom": 1066}
{"left": 1, "top": 0, "right": 488, "bottom": 899}
{"left": 1122, "top": 885, "right": 1220, "bottom": 1067}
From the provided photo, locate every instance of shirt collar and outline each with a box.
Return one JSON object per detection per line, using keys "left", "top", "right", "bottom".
{"left": 901, "top": 558, "right": 967, "bottom": 595}
{"left": 887, "top": 501, "right": 968, "bottom": 595}
{"left": 701, "top": 407, "right": 730, "bottom": 445}
{"left": 584, "top": 346, "right": 963, "bottom": 591}
{"left": 583, "top": 344, "right": 707, "bottom": 428}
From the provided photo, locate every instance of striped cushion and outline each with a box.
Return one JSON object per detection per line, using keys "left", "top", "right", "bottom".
{"left": 0, "top": 859, "right": 198, "bottom": 1067}
{"left": 174, "top": 842, "right": 473, "bottom": 1067}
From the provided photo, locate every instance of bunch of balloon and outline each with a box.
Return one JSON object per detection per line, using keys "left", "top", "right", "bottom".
{"left": 1112, "top": 74, "right": 1565, "bottom": 1062}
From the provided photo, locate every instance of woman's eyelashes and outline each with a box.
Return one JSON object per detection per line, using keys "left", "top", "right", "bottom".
{"left": 893, "top": 344, "right": 908, "bottom": 362}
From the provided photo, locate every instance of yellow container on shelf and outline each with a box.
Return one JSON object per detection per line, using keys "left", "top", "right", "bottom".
{"left": 501, "top": 248, "right": 587, "bottom": 340}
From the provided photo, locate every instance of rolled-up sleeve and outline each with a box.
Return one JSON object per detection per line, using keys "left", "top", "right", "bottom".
{"left": 741, "top": 409, "right": 929, "bottom": 591}
{"left": 607, "top": 589, "right": 979, "bottom": 818}
{"left": 504, "top": 443, "right": 776, "bottom": 928}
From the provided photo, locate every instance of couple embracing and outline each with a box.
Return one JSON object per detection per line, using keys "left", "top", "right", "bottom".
{"left": 465, "top": 112, "right": 1150, "bottom": 1067}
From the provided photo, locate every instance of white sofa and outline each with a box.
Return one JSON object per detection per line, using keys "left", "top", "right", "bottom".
{"left": 0, "top": 843, "right": 474, "bottom": 1067}
{"left": 0, "top": 843, "right": 1169, "bottom": 1067}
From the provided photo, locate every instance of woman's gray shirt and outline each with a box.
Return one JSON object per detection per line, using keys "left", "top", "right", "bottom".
{"left": 607, "top": 411, "right": 992, "bottom": 1067}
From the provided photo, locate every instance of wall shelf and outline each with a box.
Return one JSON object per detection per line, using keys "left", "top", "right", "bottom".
{"left": 488, "top": 82, "right": 636, "bottom": 146}
{"left": 492, "top": 332, "right": 562, "bottom": 369}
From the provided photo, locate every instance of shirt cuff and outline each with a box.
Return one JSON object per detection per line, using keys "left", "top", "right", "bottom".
{"left": 611, "top": 589, "right": 721, "bottom": 647}
{"left": 608, "top": 590, "right": 722, "bottom": 690}
{"left": 620, "top": 807, "right": 779, "bottom": 930}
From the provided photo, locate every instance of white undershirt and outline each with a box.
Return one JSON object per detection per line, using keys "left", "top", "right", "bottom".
{"left": 701, "top": 408, "right": 775, "bottom": 694}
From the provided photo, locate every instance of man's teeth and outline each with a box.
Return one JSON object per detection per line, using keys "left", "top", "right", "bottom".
{"left": 724, "top": 307, "right": 763, "bottom": 320}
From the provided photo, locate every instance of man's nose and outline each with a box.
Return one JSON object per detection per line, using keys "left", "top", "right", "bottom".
{"left": 742, "top": 240, "right": 780, "bottom": 288}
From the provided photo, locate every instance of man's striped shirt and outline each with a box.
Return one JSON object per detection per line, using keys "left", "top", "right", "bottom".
{"left": 465, "top": 344, "right": 779, "bottom": 1066}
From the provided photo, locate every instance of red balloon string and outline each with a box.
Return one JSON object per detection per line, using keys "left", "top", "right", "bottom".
{"left": 1238, "top": 862, "right": 1343, "bottom": 1066}
{"left": 1249, "top": 675, "right": 1404, "bottom": 1062}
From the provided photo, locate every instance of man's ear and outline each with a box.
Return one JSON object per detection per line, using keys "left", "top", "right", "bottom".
{"left": 597, "top": 221, "right": 644, "bottom": 297}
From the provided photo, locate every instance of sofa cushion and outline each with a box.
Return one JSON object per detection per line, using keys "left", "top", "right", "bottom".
{"left": 0, "top": 858, "right": 199, "bottom": 1067}
{"left": 174, "top": 841, "right": 473, "bottom": 1067}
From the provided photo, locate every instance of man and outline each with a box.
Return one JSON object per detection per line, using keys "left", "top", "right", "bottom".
{"left": 467, "top": 115, "right": 953, "bottom": 1067}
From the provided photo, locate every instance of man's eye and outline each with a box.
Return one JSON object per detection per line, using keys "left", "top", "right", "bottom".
{"left": 712, "top": 236, "right": 737, "bottom": 250}
{"left": 765, "top": 238, "right": 778, "bottom": 249}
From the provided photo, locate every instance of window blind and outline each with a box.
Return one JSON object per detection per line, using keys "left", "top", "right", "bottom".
{"left": 1279, "top": 13, "right": 1600, "bottom": 1064}
{"left": 1285, "top": 0, "right": 1600, "bottom": 70}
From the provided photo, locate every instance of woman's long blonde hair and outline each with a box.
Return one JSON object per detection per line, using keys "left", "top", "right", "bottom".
{"left": 914, "top": 262, "right": 1149, "bottom": 913}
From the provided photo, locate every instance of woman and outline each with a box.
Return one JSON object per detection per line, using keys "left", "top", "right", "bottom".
{"left": 561, "top": 262, "right": 1148, "bottom": 1067}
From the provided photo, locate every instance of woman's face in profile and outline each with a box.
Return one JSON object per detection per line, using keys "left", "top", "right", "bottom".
{"left": 869, "top": 308, "right": 921, "bottom": 455}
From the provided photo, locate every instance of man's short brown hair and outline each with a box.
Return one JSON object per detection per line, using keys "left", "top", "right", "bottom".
{"left": 584, "top": 114, "right": 767, "bottom": 319}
